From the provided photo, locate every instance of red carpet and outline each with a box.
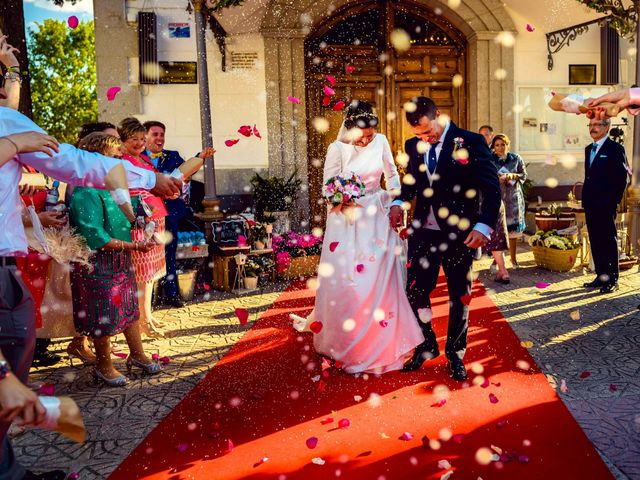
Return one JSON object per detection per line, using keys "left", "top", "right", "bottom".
{"left": 110, "top": 277, "right": 612, "bottom": 480}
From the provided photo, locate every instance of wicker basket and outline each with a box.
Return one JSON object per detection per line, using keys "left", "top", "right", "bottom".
{"left": 280, "top": 254, "right": 320, "bottom": 279}
{"left": 531, "top": 246, "right": 579, "bottom": 272}
{"left": 535, "top": 214, "right": 576, "bottom": 232}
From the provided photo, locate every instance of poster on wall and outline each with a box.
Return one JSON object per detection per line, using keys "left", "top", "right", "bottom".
{"left": 169, "top": 23, "right": 190, "bottom": 38}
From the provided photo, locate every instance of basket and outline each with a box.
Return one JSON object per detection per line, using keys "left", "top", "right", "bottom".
{"left": 535, "top": 214, "right": 575, "bottom": 232}
{"left": 531, "top": 246, "right": 579, "bottom": 272}
{"left": 280, "top": 254, "right": 320, "bottom": 279}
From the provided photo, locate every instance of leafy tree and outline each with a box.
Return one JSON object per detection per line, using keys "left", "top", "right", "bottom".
{"left": 28, "top": 19, "right": 97, "bottom": 143}
{"left": 577, "top": 1, "right": 638, "bottom": 39}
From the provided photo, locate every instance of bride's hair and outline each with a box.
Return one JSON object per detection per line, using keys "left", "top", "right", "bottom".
{"left": 343, "top": 100, "right": 379, "bottom": 129}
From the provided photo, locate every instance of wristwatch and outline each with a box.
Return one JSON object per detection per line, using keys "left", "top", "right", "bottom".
{"left": 4, "top": 71, "right": 22, "bottom": 84}
{"left": 0, "top": 360, "right": 11, "bottom": 380}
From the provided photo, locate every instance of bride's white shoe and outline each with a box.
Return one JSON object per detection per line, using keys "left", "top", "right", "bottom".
{"left": 290, "top": 313, "right": 312, "bottom": 332}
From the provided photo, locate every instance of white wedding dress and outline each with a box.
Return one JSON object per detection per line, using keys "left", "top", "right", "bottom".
{"left": 293, "top": 133, "right": 424, "bottom": 374}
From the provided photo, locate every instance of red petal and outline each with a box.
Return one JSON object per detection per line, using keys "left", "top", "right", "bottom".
{"left": 334, "top": 360, "right": 343, "bottom": 369}
{"left": 338, "top": 418, "right": 350, "bottom": 428}
{"left": 160, "top": 356, "right": 171, "bottom": 365}
{"left": 345, "top": 65, "right": 355, "bottom": 74}
{"left": 356, "top": 264, "right": 364, "bottom": 273}
{"left": 224, "top": 139, "right": 240, "bottom": 147}
{"left": 306, "top": 437, "right": 318, "bottom": 449}
{"left": 461, "top": 294, "right": 472, "bottom": 306}
{"left": 321, "top": 357, "right": 331, "bottom": 370}
{"left": 67, "top": 15, "right": 79, "bottom": 29}
{"left": 322, "top": 96, "right": 331, "bottom": 107}
{"left": 431, "top": 399, "right": 446, "bottom": 407}
{"left": 610, "top": 384, "right": 618, "bottom": 392}
{"left": 310, "top": 321, "right": 323, "bottom": 334}
{"left": 113, "top": 351, "right": 129, "bottom": 359}
{"left": 452, "top": 433, "right": 465, "bottom": 444}
{"left": 37, "top": 383, "right": 55, "bottom": 396}
{"left": 326, "top": 75, "right": 337, "bottom": 86}
{"left": 535, "top": 282, "right": 551, "bottom": 289}
{"left": 253, "top": 124, "right": 262, "bottom": 139}
{"left": 317, "top": 379, "right": 326, "bottom": 392}
{"left": 333, "top": 100, "right": 346, "bottom": 111}
{"left": 409, "top": 280, "right": 416, "bottom": 289}
{"left": 113, "top": 293, "right": 122, "bottom": 306}
{"left": 456, "top": 158, "right": 469, "bottom": 165}
{"left": 399, "top": 228, "right": 409, "bottom": 240}
{"left": 287, "top": 96, "right": 301, "bottom": 104}
{"left": 323, "top": 85, "right": 335, "bottom": 96}
{"left": 238, "top": 125, "right": 252, "bottom": 137}
{"left": 225, "top": 439, "right": 234, "bottom": 454}
{"left": 400, "top": 432, "right": 413, "bottom": 441}
{"left": 526, "top": 23, "right": 535, "bottom": 32}
{"left": 329, "top": 241, "right": 339, "bottom": 252}
{"left": 481, "top": 378, "right": 490, "bottom": 388}
{"left": 489, "top": 393, "right": 499, "bottom": 404}
{"left": 579, "top": 371, "right": 591, "bottom": 379}
{"left": 237, "top": 235, "right": 247, "bottom": 247}
{"left": 106, "top": 86, "right": 121, "bottom": 101}
{"left": 379, "top": 320, "right": 389, "bottom": 328}
{"left": 320, "top": 417, "right": 334, "bottom": 425}
{"left": 235, "top": 307, "right": 249, "bottom": 326}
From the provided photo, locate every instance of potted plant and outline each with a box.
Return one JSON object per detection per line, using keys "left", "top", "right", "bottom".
{"left": 243, "top": 259, "right": 260, "bottom": 290}
{"left": 248, "top": 221, "right": 267, "bottom": 250}
{"left": 529, "top": 229, "right": 580, "bottom": 272}
{"left": 272, "top": 230, "right": 323, "bottom": 279}
{"left": 250, "top": 171, "right": 302, "bottom": 233}
{"left": 534, "top": 203, "right": 576, "bottom": 232}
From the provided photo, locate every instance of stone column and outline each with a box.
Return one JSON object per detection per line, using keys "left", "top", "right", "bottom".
{"left": 263, "top": 30, "right": 310, "bottom": 229}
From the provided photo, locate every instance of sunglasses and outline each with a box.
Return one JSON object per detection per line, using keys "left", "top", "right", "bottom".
{"left": 0, "top": 74, "right": 5, "bottom": 90}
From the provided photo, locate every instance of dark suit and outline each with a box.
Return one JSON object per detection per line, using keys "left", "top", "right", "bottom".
{"left": 399, "top": 122, "right": 501, "bottom": 361}
{"left": 583, "top": 137, "right": 629, "bottom": 284}
{"left": 148, "top": 149, "right": 189, "bottom": 299}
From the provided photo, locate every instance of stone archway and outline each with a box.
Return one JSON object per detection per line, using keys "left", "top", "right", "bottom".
{"left": 261, "top": 0, "right": 517, "bottom": 224}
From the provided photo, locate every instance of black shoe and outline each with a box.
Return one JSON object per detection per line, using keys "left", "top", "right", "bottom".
{"left": 401, "top": 345, "right": 440, "bottom": 372}
{"left": 31, "top": 351, "right": 62, "bottom": 368}
{"left": 583, "top": 278, "right": 603, "bottom": 288}
{"left": 599, "top": 282, "right": 619, "bottom": 294}
{"left": 165, "top": 296, "right": 185, "bottom": 308}
{"left": 448, "top": 358, "right": 468, "bottom": 381}
{"left": 23, "top": 470, "right": 67, "bottom": 480}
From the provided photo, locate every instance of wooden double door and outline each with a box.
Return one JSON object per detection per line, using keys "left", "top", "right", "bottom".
{"left": 305, "top": 0, "right": 467, "bottom": 225}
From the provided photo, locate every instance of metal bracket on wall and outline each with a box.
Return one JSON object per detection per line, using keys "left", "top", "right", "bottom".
{"left": 546, "top": 16, "right": 610, "bottom": 71}
{"left": 208, "top": 15, "right": 227, "bottom": 71}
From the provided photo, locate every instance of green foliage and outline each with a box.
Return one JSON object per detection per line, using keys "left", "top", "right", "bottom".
{"left": 244, "top": 256, "right": 275, "bottom": 277}
{"left": 28, "top": 19, "right": 97, "bottom": 144}
{"left": 578, "top": 0, "right": 638, "bottom": 39}
{"left": 529, "top": 229, "right": 578, "bottom": 250}
{"left": 250, "top": 170, "right": 302, "bottom": 218}
{"left": 206, "top": 0, "right": 244, "bottom": 12}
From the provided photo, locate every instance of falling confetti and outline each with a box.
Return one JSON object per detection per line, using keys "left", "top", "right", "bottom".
{"left": 309, "top": 321, "right": 323, "bottom": 334}
{"left": 520, "top": 340, "right": 534, "bottom": 348}
{"left": 235, "top": 308, "right": 249, "bottom": 326}
{"left": 287, "top": 96, "right": 301, "bottom": 104}
{"left": 320, "top": 417, "right": 334, "bottom": 425}
{"left": 224, "top": 139, "right": 240, "bottom": 147}
{"left": 311, "top": 457, "right": 325, "bottom": 465}
{"left": 390, "top": 28, "right": 411, "bottom": 52}
{"left": 452, "top": 74, "right": 463, "bottom": 88}
{"left": 570, "top": 310, "right": 580, "bottom": 321}
{"left": 461, "top": 294, "right": 472, "bottom": 306}
{"left": 112, "top": 351, "right": 128, "bottom": 359}
{"left": 238, "top": 125, "right": 252, "bottom": 137}
{"left": 68, "top": 15, "right": 79, "bottom": 29}
{"left": 560, "top": 379, "right": 568, "bottom": 393}
{"left": 489, "top": 393, "right": 499, "bottom": 404}
{"left": 438, "top": 459, "right": 452, "bottom": 470}
{"left": 329, "top": 241, "right": 339, "bottom": 252}
{"left": 306, "top": 437, "right": 318, "bottom": 449}
{"left": 400, "top": 432, "right": 414, "bottom": 441}
{"left": 253, "top": 125, "right": 262, "bottom": 139}
{"left": 579, "top": 371, "right": 591, "bottom": 379}
{"left": 338, "top": 418, "right": 350, "bottom": 429}
{"left": 431, "top": 399, "right": 447, "bottom": 408}
{"left": 225, "top": 439, "right": 234, "bottom": 454}
{"left": 106, "top": 86, "right": 121, "bottom": 101}
{"left": 526, "top": 23, "right": 535, "bottom": 32}
{"left": 379, "top": 320, "right": 389, "bottom": 328}
{"left": 37, "top": 383, "right": 55, "bottom": 396}
{"left": 609, "top": 384, "right": 617, "bottom": 392}
{"left": 535, "top": 282, "right": 551, "bottom": 289}
{"left": 356, "top": 264, "right": 365, "bottom": 273}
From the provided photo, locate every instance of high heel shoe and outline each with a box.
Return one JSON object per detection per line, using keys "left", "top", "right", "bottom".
{"left": 494, "top": 275, "right": 510, "bottom": 285}
{"left": 67, "top": 345, "right": 97, "bottom": 367}
{"left": 92, "top": 368, "right": 128, "bottom": 387}
{"left": 126, "top": 357, "right": 162, "bottom": 375}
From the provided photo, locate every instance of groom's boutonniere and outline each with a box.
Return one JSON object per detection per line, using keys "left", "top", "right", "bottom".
{"left": 452, "top": 137, "right": 469, "bottom": 165}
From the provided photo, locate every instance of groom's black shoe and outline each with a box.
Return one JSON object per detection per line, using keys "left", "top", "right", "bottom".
{"left": 599, "top": 282, "right": 619, "bottom": 294}
{"left": 401, "top": 345, "right": 440, "bottom": 372}
{"left": 448, "top": 358, "right": 468, "bottom": 381}
{"left": 583, "top": 278, "right": 603, "bottom": 288}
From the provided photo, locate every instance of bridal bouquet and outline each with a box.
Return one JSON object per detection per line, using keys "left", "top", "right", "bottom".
{"left": 323, "top": 172, "right": 366, "bottom": 208}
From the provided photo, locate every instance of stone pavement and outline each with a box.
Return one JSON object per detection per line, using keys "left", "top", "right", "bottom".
{"left": 13, "top": 245, "right": 640, "bottom": 480}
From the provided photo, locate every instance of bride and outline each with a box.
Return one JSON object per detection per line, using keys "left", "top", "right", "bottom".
{"left": 292, "top": 101, "right": 424, "bottom": 374}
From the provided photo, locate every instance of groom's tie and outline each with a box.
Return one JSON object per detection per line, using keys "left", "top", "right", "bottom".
{"left": 427, "top": 141, "right": 440, "bottom": 174}
{"left": 588, "top": 142, "right": 598, "bottom": 167}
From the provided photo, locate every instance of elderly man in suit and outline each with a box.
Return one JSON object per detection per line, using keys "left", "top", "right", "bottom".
{"left": 582, "top": 118, "right": 629, "bottom": 294}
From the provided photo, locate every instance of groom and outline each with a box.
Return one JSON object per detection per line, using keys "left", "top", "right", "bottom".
{"left": 389, "top": 96, "right": 501, "bottom": 381}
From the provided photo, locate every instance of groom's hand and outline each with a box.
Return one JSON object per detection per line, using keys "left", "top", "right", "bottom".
{"left": 464, "top": 230, "right": 488, "bottom": 249}
{"left": 389, "top": 205, "right": 404, "bottom": 229}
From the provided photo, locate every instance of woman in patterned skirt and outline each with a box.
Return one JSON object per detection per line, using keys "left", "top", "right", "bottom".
{"left": 118, "top": 117, "right": 169, "bottom": 338}
{"left": 70, "top": 133, "right": 161, "bottom": 386}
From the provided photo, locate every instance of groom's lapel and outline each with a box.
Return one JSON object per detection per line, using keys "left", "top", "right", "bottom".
{"left": 436, "top": 122, "right": 458, "bottom": 177}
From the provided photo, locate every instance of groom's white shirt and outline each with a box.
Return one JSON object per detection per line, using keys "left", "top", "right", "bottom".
{"left": 393, "top": 122, "right": 492, "bottom": 239}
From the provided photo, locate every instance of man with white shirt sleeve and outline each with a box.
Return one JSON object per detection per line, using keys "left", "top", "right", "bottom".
{"left": 389, "top": 96, "right": 501, "bottom": 380}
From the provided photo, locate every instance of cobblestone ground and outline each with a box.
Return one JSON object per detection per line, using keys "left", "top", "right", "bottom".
{"left": 14, "top": 245, "right": 640, "bottom": 480}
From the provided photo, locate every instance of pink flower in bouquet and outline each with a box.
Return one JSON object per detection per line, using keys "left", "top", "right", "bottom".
{"left": 276, "top": 251, "right": 291, "bottom": 273}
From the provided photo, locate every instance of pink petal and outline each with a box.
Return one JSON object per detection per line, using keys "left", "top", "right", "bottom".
{"left": 253, "top": 125, "right": 262, "bottom": 139}
{"left": 237, "top": 234, "right": 247, "bottom": 247}
{"left": 326, "top": 75, "right": 337, "bottom": 86}
{"left": 287, "top": 96, "right": 301, "bottom": 104}
{"left": 456, "top": 158, "right": 469, "bottom": 165}
{"left": 67, "top": 474, "right": 80, "bottom": 480}
{"left": 579, "top": 371, "right": 591, "bottom": 379}
{"left": 151, "top": 353, "right": 159, "bottom": 361}
{"left": 409, "top": 280, "right": 416, "bottom": 289}
{"left": 106, "top": 86, "right": 121, "bottom": 101}
{"left": 323, "top": 85, "right": 335, "bottom": 96}
{"left": 224, "top": 139, "right": 240, "bottom": 147}
{"left": 338, "top": 418, "right": 350, "bottom": 429}
{"left": 320, "top": 417, "right": 334, "bottom": 425}
{"left": 160, "top": 356, "right": 171, "bottom": 365}
{"left": 452, "top": 433, "right": 465, "bottom": 444}
{"left": 238, "top": 125, "right": 252, "bottom": 137}
{"left": 431, "top": 399, "right": 446, "bottom": 408}
{"left": 329, "top": 241, "right": 339, "bottom": 252}
{"left": 526, "top": 24, "right": 535, "bottom": 32}
{"left": 113, "top": 351, "right": 129, "bottom": 359}
{"left": 333, "top": 100, "right": 346, "bottom": 111}
{"left": 610, "top": 384, "right": 618, "bottom": 392}
{"left": 235, "top": 307, "right": 249, "bottom": 326}
{"left": 356, "top": 264, "right": 364, "bottom": 273}
{"left": 225, "top": 439, "right": 234, "bottom": 454}
{"left": 306, "top": 437, "right": 319, "bottom": 449}
{"left": 345, "top": 65, "right": 355, "bottom": 74}
{"left": 177, "top": 443, "right": 189, "bottom": 452}
{"left": 535, "top": 282, "right": 551, "bottom": 289}
{"left": 379, "top": 320, "right": 388, "bottom": 328}
{"left": 480, "top": 378, "right": 490, "bottom": 388}
{"left": 256, "top": 456, "right": 269, "bottom": 465}
{"left": 489, "top": 393, "right": 499, "bottom": 404}
{"left": 400, "top": 431, "right": 413, "bottom": 441}
{"left": 310, "top": 321, "right": 323, "bottom": 334}
{"left": 67, "top": 15, "right": 79, "bottom": 29}
{"left": 37, "top": 383, "right": 55, "bottom": 396}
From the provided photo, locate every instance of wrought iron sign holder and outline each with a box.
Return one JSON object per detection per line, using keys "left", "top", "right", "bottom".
{"left": 546, "top": 16, "right": 610, "bottom": 70}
